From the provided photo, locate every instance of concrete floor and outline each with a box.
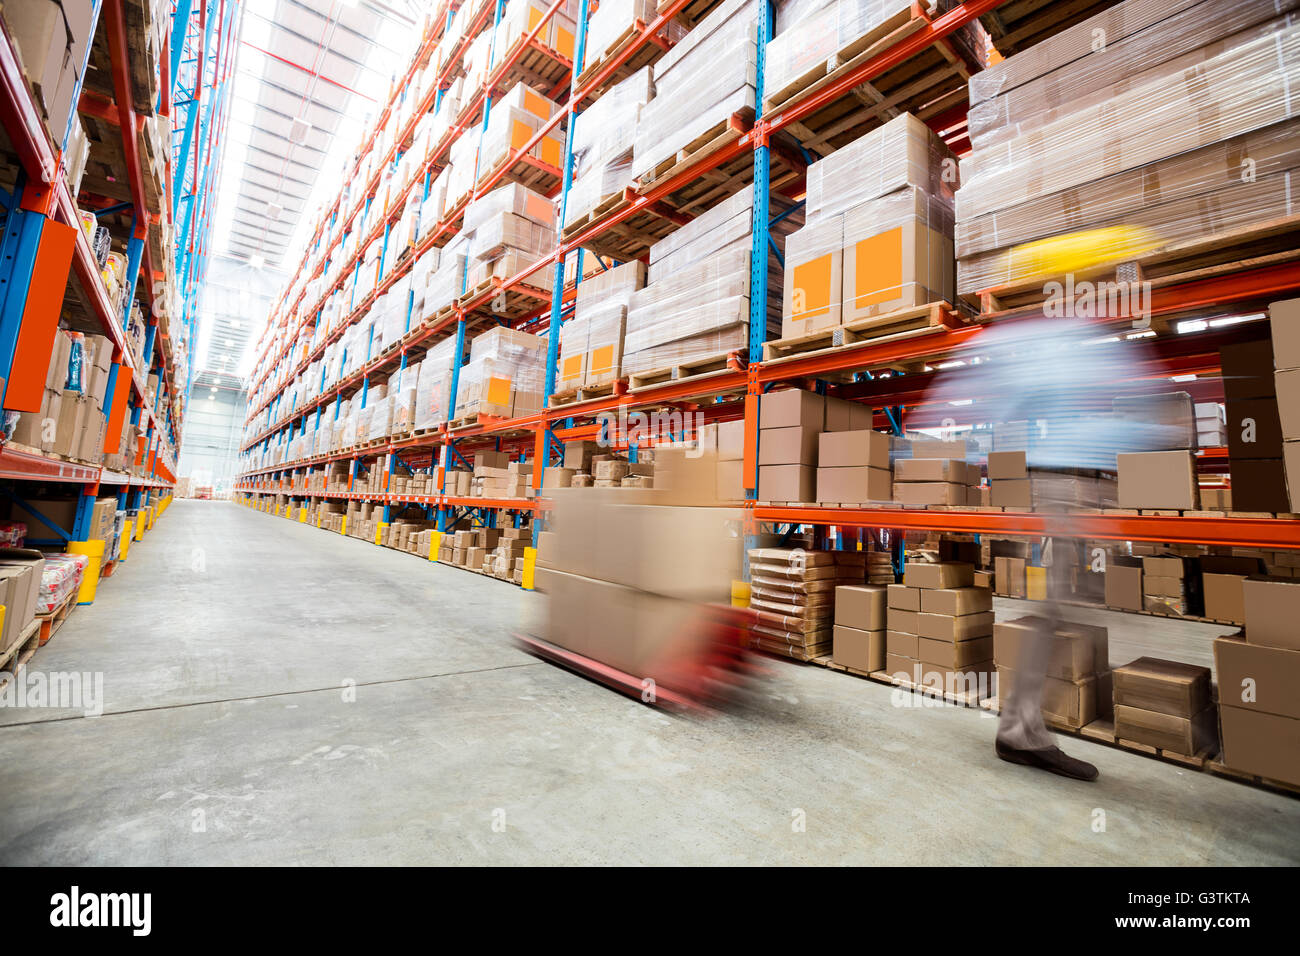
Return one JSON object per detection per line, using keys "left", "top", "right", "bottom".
{"left": 0, "top": 499, "right": 1296, "bottom": 865}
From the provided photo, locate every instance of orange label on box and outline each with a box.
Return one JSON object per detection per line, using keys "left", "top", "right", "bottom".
{"left": 554, "top": 25, "right": 575, "bottom": 60}
{"left": 540, "top": 136, "right": 561, "bottom": 169}
{"left": 561, "top": 354, "right": 583, "bottom": 382}
{"left": 522, "top": 88, "right": 549, "bottom": 119}
{"left": 792, "top": 254, "right": 834, "bottom": 320}
{"left": 511, "top": 119, "right": 533, "bottom": 151}
{"left": 487, "top": 375, "right": 512, "bottom": 407}
{"left": 589, "top": 345, "right": 614, "bottom": 378}
{"left": 852, "top": 227, "right": 903, "bottom": 308}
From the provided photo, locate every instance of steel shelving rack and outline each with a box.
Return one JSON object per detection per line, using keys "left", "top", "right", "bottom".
{"left": 235, "top": 0, "right": 1300, "bottom": 575}
{"left": 0, "top": 1, "right": 232, "bottom": 571}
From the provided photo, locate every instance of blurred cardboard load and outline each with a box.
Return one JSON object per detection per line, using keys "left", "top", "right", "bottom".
{"left": 532, "top": 447, "right": 742, "bottom": 680}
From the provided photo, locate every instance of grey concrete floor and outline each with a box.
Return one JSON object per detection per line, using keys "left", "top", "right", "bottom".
{"left": 0, "top": 499, "right": 1296, "bottom": 865}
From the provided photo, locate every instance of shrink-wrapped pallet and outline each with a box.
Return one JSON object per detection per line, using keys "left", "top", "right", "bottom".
{"left": 413, "top": 336, "right": 461, "bottom": 432}
{"left": 841, "top": 187, "right": 954, "bottom": 322}
{"left": 631, "top": 0, "right": 757, "bottom": 182}
{"left": 454, "top": 327, "right": 547, "bottom": 420}
{"left": 564, "top": 68, "right": 653, "bottom": 229}
{"left": 477, "top": 102, "right": 565, "bottom": 182}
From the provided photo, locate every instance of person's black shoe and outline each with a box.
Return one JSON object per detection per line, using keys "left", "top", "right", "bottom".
{"left": 996, "top": 739, "right": 1099, "bottom": 781}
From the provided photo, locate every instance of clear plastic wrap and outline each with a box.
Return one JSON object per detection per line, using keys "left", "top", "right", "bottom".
{"left": 423, "top": 235, "right": 468, "bottom": 316}
{"left": 632, "top": 13, "right": 757, "bottom": 179}
{"left": 496, "top": 80, "right": 559, "bottom": 122}
{"left": 564, "top": 155, "right": 635, "bottom": 228}
{"left": 972, "top": 8, "right": 1300, "bottom": 149}
{"left": 842, "top": 187, "right": 954, "bottom": 320}
{"left": 582, "top": 0, "right": 677, "bottom": 70}
{"left": 556, "top": 315, "right": 590, "bottom": 392}
{"left": 495, "top": 0, "right": 578, "bottom": 63}
{"left": 628, "top": 247, "right": 751, "bottom": 332}
{"left": 39, "top": 553, "right": 88, "bottom": 613}
{"left": 572, "top": 66, "right": 652, "bottom": 179}
{"left": 958, "top": 153, "right": 1300, "bottom": 294}
{"left": 648, "top": 187, "right": 754, "bottom": 281}
{"left": 958, "top": 25, "right": 1300, "bottom": 223}
{"left": 468, "top": 211, "right": 556, "bottom": 262}
{"left": 464, "top": 182, "right": 556, "bottom": 234}
{"left": 584, "top": 300, "right": 628, "bottom": 387}
{"left": 622, "top": 317, "right": 748, "bottom": 374}
{"left": 766, "top": 0, "right": 912, "bottom": 106}
{"left": 806, "top": 113, "right": 957, "bottom": 221}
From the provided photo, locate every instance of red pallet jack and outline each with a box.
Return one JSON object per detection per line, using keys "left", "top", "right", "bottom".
{"left": 517, "top": 604, "right": 764, "bottom": 714}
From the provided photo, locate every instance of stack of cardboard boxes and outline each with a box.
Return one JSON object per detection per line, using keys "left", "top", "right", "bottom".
{"left": 893, "top": 455, "right": 980, "bottom": 506}
{"left": 10, "top": 330, "right": 112, "bottom": 464}
{"left": 887, "top": 561, "right": 994, "bottom": 691}
{"left": 994, "top": 616, "right": 1112, "bottom": 730}
{"left": 1215, "top": 577, "right": 1300, "bottom": 784}
{"left": 757, "top": 388, "right": 878, "bottom": 503}
{"left": 5, "top": 1, "right": 96, "bottom": 149}
{"left": 1113, "top": 657, "right": 1217, "bottom": 757}
{"left": 555, "top": 261, "right": 645, "bottom": 396}
{"left": 833, "top": 584, "right": 887, "bottom": 673}
{"left": 453, "top": 327, "right": 546, "bottom": 422}
{"left": 0, "top": 550, "right": 45, "bottom": 656}
{"left": 748, "top": 547, "right": 867, "bottom": 661}
{"left": 1268, "top": 299, "right": 1300, "bottom": 511}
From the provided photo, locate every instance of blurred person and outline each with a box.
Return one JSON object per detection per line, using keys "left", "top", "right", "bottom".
{"left": 924, "top": 316, "right": 1174, "bottom": 781}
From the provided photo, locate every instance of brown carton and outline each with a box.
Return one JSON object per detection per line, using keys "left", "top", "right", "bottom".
{"left": 893, "top": 481, "right": 966, "bottom": 505}
{"left": 918, "top": 611, "right": 994, "bottom": 642}
{"left": 887, "top": 608, "right": 919, "bottom": 635}
{"left": 993, "top": 618, "right": 1095, "bottom": 680}
{"left": 986, "top": 450, "right": 1027, "bottom": 479}
{"left": 1114, "top": 704, "right": 1217, "bottom": 756}
{"left": 919, "top": 634, "right": 993, "bottom": 669}
{"left": 1117, "top": 451, "right": 1198, "bottom": 510}
{"left": 886, "top": 630, "right": 918, "bottom": 659}
{"left": 1214, "top": 634, "right": 1300, "bottom": 720}
{"left": 887, "top": 584, "right": 919, "bottom": 610}
{"left": 760, "top": 389, "right": 824, "bottom": 429}
{"left": 758, "top": 425, "right": 819, "bottom": 465}
{"left": 920, "top": 586, "right": 992, "bottom": 616}
{"left": 818, "top": 429, "right": 891, "bottom": 468}
{"left": 1202, "top": 572, "right": 1247, "bottom": 623}
{"left": 1226, "top": 397, "right": 1284, "bottom": 459}
{"left": 996, "top": 667, "right": 1097, "bottom": 730}
{"left": 1113, "top": 657, "right": 1211, "bottom": 716}
{"left": 816, "top": 466, "right": 891, "bottom": 503}
{"left": 834, "top": 585, "right": 886, "bottom": 630}
{"left": 832, "top": 624, "right": 884, "bottom": 672}
{"left": 1219, "top": 337, "right": 1275, "bottom": 401}
{"left": 1242, "top": 577, "right": 1300, "bottom": 650}
{"left": 902, "top": 561, "right": 973, "bottom": 589}
{"left": 758, "top": 464, "right": 814, "bottom": 502}
{"left": 1105, "top": 563, "right": 1143, "bottom": 610}
{"left": 1218, "top": 707, "right": 1300, "bottom": 786}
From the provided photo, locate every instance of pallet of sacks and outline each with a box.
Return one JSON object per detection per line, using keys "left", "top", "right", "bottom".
{"left": 747, "top": 547, "right": 869, "bottom": 661}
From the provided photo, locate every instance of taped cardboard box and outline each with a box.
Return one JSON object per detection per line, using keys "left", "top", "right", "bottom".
{"left": 782, "top": 214, "right": 843, "bottom": 338}
{"left": 816, "top": 465, "right": 891, "bottom": 503}
{"left": 842, "top": 187, "right": 954, "bottom": 322}
{"left": 1117, "top": 451, "right": 1198, "bottom": 510}
{"left": 1113, "top": 656, "right": 1211, "bottom": 716}
{"left": 996, "top": 666, "right": 1098, "bottom": 729}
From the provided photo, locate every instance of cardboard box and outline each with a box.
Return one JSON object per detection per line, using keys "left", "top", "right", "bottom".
{"left": 1232, "top": 457, "right": 1290, "bottom": 512}
{"left": 783, "top": 216, "right": 843, "bottom": 338}
{"left": 1202, "top": 572, "right": 1247, "bottom": 623}
{"left": 887, "top": 608, "right": 919, "bottom": 635}
{"left": 1105, "top": 563, "right": 1143, "bottom": 610}
{"left": 818, "top": 429, "right": 890, "bottom": 468}
{"left": 760, "top": 389, "right": 823, "bottom": 429}
{"left": 884, "top": 652, "right": 915, "bottom": 678}
{"left": 816, "top": 465, "right": 891, "bottom": 503}
{"left": 758, "top": 424, "right": 819, "bottom": 465}
{"left": 1117, "top": 451, "right": 1198, "bottom": 510}
{"left": 758, "top": 464, "right": 814, "bottom": 502}
{"left": 716, "top": 419, "right": 745, "bottom": 461}
{"left": 1219, "top": 337, "right": 1275, "bottom": 401}
{"left": 993, "top": 618, "right": 1096, "bottom": 680}
{"left": 835, "top": 585, "right": 886, "bottom": 630}
{"left": 996, "top": 667, "right": 1097, "bottom": 730}
{"left": 886, "top": 630, "right": 918, "bottom": 659}
{"left": 822, "top": 396, "right": 874, "bottom": 432}
{"left": 991, "top": 478, "right": 1031, "bottom": 509}
{"left": 1243, "top": 577, "right": 1300, "bottom": 650}
{"left": 887, "top": 584, "right": 919, "bottom": 611}
{"left": 1114, "top": 704, "right": 1216, "bottom": 756}
{"left": 1217, "top": 706, "right": 1300, "bottom": 786}
{"left": 919, "top": 634, "right": 993, "bottom": 669}
{"left": 1286, "top": 440, "right": 1300, "bottom": 511}
{"left": 994, "top": 556, "right": 1026, "bottom": 597}
{"left": 894, "top": 458, "right": 972, "bottom": 483}
{"left": 1214, "top": 634, "right": 1300, "bottom": 720}
{"left": 832, "top": 624, "right": 884, "bottom": 673}
{"left": 893, "top": 481, "right": 966, "bottom": 505}
{"left": 1113, "top": 657, "right": 1211, "bottom": 716}
{"left": 920, "top": 586, "right": 992, "bottom": 616}
{"left": 840, "top": 187, "right": 953, "bottom": 322}
{"left": 986, "top": 450, "right": 1027, "bottom": 479}
{"left": 918, "top": 611, "right": 994, "bottom": 642}
{"left": 1226, "top": 397, "right": 1284, "bottom": 459}
{"left": 715, "top": 459, "right": 745, "bottom": 501}
{"left": 902, "top": 562, "right": 973, "bottom": 590}
{"left": 1276, "top": 369, "right": 1300, "bottom": 440}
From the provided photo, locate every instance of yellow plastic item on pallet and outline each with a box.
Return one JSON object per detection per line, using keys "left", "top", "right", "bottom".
{"left": 730, "top": 580, "right": 751, "bottom": 608}
{"left": 428, "top": 530, "right": 443, "bottom": 561}
{"left": 118, "top": 520, "right": 131, "bottom": 560}
{"left": 1025, "top": 566, "right": 1048, "bottom": 601}
{"left": 374, "top": 521, "right": 388, "bottom": 545}
{"left": 340, "top": 516, "right": 348, "bottom": 536}
{"left": 134, "top": 515, "right": 144, "bottom": 541}
{"left": 68, "top": 539, "right": 105, "bottom": 605}
{"left": 299, "top": 509, "right": 307, "bottom": 523}
{"left": 1007, "top": 225, "right": 1163, "bottom": 280}
{"left": 521, "top": 546, "right": 537, "bottom": 590}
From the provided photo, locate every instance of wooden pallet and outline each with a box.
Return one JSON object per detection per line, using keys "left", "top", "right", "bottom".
{"left": 573, "top": 19, "right": 669, "bottom": 98}
{"left": 0, "top": 619, "right": 42, "bottom": 677}
{"left": 972, "top": 215, "right": 1300, "bottom": 320}
{"left": 763, "top": 5, "right": 922, "bottom": 117}
{"left": 36, "top": 588, "right": 78, "bottom": 647}
{"left": 762, "top": 301, "right": 960, "bottom": 363}
{"left": 634, "top": 109, "right": 754, "bottom": 198}
{"left": 763, "top": 6, "right": 983, "bottom": 158}
{"left": 626, "top": 349, "right": 746, "bottom": 391}
{"left": 475, "top": 147, "right": 562, "bottom": 196}
{"left": 548, "top": 379, "right": 626, "bottom": 408}
{"left": 559, "top": 189, "right": 630, "bottom": 245}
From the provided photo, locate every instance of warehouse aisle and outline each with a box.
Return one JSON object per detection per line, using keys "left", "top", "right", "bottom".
{"left": 0, "top": 500, "right": 1295, "bottom": 866}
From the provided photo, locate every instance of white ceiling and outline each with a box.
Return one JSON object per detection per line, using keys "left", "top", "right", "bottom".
{"left": 200, "top": 0, "right": 427, "bottom": 382}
